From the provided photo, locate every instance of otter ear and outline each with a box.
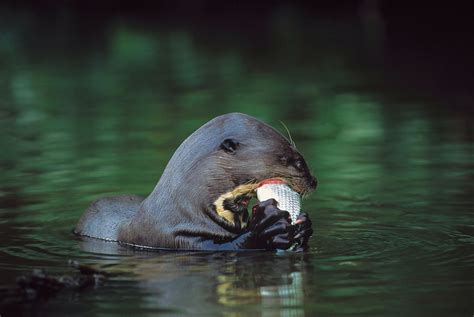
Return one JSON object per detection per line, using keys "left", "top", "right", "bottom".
{"left": 221, "top": 138, "right": 239, "bottom": 153}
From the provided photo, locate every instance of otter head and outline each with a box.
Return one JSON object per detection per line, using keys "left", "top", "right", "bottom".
{"left": 152, "top": 113, "right": 317, "bottom": 234}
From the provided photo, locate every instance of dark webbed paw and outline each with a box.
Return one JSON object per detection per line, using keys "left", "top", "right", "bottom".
{"left": 211, "top": 200, "right": 313, "bottom": 251}
{"left": 248, "top": 199, "right": 296, "bottom": 250}
{"left": 291, "top": 212, "right": 313, "bottom": 252}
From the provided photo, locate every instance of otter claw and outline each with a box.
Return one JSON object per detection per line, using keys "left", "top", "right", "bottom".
{"left": 291, "top": 212, "right": 313, "bottom": 249}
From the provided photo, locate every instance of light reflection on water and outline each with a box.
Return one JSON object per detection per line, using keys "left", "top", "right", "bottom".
{"left": 0, "top": 6, "right": 473, "bottom": 317}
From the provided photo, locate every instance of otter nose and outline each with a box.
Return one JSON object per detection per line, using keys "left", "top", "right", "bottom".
{"left": 310, "top": 176, "right": 317, "bottom": 190}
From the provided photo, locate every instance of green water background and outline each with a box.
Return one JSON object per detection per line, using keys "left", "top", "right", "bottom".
{"left": 0, "top": 3, "right": 473, "bottom": 316}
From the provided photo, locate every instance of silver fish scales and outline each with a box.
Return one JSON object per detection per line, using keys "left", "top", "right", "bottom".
{"left": 256, "top": 183, "right": 301, "bottom": 224}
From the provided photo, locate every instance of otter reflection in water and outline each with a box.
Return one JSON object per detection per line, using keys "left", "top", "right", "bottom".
{"left": 75, "top": 113, "right": 317, "bottom": 251}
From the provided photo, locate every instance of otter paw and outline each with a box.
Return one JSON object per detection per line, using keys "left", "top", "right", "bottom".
{"left": 249, "top": 199, "right": 296, "bottom": 250}
{"left": 291, "top": 212, "right": 313, "bottom": 252}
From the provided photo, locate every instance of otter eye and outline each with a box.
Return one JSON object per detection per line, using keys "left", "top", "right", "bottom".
{"left": 294, "top": 159, "right": 304, "bottom": 170}
{"left": 221, "top": 138, "right": 239, "bottom": 153}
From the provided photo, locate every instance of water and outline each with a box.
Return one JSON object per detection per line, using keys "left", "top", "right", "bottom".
{"left": 1, "top": 4, "right": 473, "bottom": 316}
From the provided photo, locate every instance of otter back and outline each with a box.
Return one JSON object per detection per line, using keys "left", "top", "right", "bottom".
{"left": 75, "top": 195, "right": 144, "bottom": 241}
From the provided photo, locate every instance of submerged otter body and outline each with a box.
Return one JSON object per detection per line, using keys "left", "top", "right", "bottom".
{"left": 75, "top": 113, "right": 316, "bottom": 251}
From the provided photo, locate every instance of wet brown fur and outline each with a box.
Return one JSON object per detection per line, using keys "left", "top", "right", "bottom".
{"left": 76, "top": 113, "right": 316, "bottom": 250}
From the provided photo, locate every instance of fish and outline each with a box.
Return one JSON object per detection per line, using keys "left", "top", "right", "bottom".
{"left": 256, "top": 181, "right": 301, "bottom": 224}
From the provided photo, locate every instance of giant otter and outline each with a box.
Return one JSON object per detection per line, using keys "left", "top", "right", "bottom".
{"left": 75, "top": 113, "right": 316, "bottom": 251}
